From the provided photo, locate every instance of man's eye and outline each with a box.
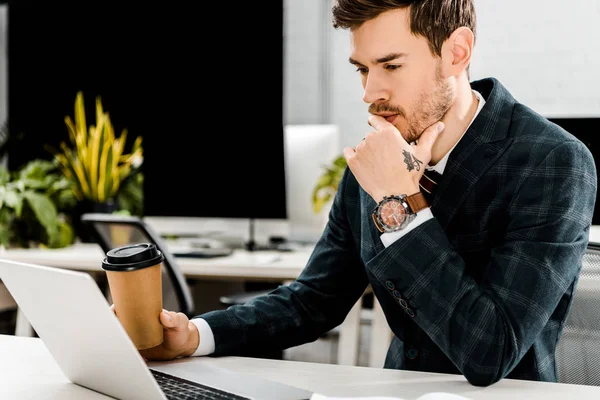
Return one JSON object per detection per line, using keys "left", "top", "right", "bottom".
{"left": 355, "top": 67, "right": 368, "bottom": 74}
{"left": 386, "top": 65, "right": 402, "bottom": 71}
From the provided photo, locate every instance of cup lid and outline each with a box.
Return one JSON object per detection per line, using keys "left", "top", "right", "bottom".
{"left": 101, "top": 243, "right": 165, "bottom": 271}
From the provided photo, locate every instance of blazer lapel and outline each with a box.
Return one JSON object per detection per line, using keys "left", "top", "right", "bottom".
{"left": 431, "top": 78, "right": 516, "bottom": 230}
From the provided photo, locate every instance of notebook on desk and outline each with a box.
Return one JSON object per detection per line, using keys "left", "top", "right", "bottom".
{"left": 0, "top": 258, "right": 313, "bottom": 400}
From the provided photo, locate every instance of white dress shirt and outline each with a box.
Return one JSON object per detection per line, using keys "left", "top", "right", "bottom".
{"left": 190, "top": 90, "right": 486, "bottom": 357}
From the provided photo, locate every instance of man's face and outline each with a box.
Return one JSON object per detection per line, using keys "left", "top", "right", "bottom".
{"left": 349, "top": 8, "right": 455, "bottom": 143}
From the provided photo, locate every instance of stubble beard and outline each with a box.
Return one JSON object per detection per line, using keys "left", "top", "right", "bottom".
{"left": 367, "top": 64, "right": 455, "bottom": 143}
{"left": 404, "top": 65, "right": 455, "bottom": 143}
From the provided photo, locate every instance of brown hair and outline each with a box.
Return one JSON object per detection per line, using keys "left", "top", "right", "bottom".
{"left": 331, "top": 0, "right": 476, "bottom": 58}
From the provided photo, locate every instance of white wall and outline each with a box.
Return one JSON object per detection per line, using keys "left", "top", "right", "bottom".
{"left": 469, "top": 0, "right": 600, "bottom": 118}
{"left": 284, "top": 0, "right": 330, "bottom": 124}
{"left": 330, "top": 16, "right": 369, "bottom": 150}
{"left": 284, "top": 0, "right": 367, "bottom": 150}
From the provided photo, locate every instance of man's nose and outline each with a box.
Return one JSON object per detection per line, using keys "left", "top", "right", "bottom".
{"left": 362, "top": 74, "right": 389, "bottom": 104}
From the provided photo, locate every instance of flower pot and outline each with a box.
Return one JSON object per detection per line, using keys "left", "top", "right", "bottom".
{"left": 71, "top": 200, "right": 119, "bottom": 243}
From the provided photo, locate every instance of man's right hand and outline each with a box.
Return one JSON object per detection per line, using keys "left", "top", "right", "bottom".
{"left": 110, "top": 305, "right": 200, "bottom": 361}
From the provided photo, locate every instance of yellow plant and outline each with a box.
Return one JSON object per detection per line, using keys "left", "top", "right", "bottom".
{"left": 50, "top": 91, "right": 143, "bottom": 203}
{"left": 312, "top": 154, "right": 347, "bottom": 214}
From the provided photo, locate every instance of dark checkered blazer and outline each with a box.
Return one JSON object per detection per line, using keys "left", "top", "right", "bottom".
{"left": 200, "top": 77, "right": 597, "bottom": 387}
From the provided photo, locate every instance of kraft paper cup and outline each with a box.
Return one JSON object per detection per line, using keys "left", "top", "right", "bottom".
{"left": 102, "top": 243, "right": 165, "bottom": 350}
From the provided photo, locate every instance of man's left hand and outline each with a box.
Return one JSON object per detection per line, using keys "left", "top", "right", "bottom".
{"left": 342, "top": 115, "right": 444, "bottom": 203}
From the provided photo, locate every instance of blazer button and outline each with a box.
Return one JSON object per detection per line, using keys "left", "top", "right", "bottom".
{"left": 393, "top": 290, "right": 401, "bottom": 299}
{"left": 386, "top": 281, "right": 395, "bottom": 290}
{"left": 399, "top": 299, "right": 408, "bottom": 308}
{"left": 406, "top": 347, "right": 419, "bottom": 360}
{"left": 406, "top": 308, "right": 415, "bottom": 317}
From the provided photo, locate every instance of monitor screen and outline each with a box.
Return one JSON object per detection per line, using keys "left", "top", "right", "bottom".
{"left": 6, "top": 1, "right": 286, "bottom": 220}
{"left": 547, "top": 117, "right": 600, "bottom": 225}
{"left": 0, "top": 3, "right": 6, "bottom": 155}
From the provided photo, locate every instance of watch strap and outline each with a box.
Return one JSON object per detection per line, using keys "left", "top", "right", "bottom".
{"left": 405, "top": 191, "right": 429, "bottom": 214}
{"left": 371, "top": 213, "right": 385, "bottom": 233}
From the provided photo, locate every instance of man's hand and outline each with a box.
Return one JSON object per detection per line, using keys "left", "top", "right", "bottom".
{"left": 110, "top": 305, "right": 200, "bottom": 361}
{"left": 342, "top": 115, "right": 444, "bottom": 203}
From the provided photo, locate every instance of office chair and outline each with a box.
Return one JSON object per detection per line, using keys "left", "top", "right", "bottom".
{"left": 555, "top": 241, "right": 600, "bottom": 386}
{"left": 0, "top": 282, "right": 18, "bottom": 334}
{"left": 80, "top": 213, "right": 195, "bottom": 318}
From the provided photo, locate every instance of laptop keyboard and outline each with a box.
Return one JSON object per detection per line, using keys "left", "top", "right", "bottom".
{"left": 150, "top": 369, "right": 251, "bottom": 400}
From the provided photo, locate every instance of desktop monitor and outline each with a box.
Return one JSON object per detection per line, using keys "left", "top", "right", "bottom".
{"left": 284, "top": 125, "right": 341, "bottom": 244}
{"left": 0, "top": 3, "right": 6, "bottom": 164}
{"left": 547, "top": 117, "right": 600, "bottom": 225}
{"left": 6, "top": 2, "right": 287, "bottom": 238}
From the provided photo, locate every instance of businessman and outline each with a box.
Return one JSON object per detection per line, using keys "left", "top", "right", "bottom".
{"left": 125, "top": 0, "right": 597, "bottom": 387}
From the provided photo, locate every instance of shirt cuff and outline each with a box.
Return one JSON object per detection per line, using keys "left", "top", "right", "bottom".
{"left": 189, "top": 318, "right": 216, "bottom": 356}
{"left": 380, "top": 208, "right": 434, "bottom": 248}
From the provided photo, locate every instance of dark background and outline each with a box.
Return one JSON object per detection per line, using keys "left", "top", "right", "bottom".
{"left": 548, "top": 118, "right": 600, "bottom": 225}
{"left": 6, "top": 1, "right": 287, "bottom": 220}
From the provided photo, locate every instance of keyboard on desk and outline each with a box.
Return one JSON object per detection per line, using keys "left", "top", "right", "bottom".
{"left": 150, "top": 369, "right": 250, "bottom": 400}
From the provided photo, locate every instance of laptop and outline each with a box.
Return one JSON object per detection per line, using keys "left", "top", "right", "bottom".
{"left": 0, "top": 258, "right": 314, "bottom": 400}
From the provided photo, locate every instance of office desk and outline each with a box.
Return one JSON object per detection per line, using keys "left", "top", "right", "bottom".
{"left": 2, "top": 335, "right": 600, "bottom": 400}
{"left": 0, "top": 242, "right": 312, "bottom": 281}
{"left": 0, "top": 243, "right": 385, "bottom": 367}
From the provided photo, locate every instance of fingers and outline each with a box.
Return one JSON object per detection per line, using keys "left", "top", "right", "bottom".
{"left": 342, "top": 146, "right": 356, "bottom": 162}
{"left": 367, "top": 114, "right": 392, "bottom": 131}
{"left": 417, "top": 122, "right": 444, "bottom": 151}
{"left": 160, "top": 309, "right": 189, "bottom": 331}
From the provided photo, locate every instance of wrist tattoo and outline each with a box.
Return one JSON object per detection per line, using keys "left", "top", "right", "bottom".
{"left": 402, "top": 149, "right": 423, "bottom": 172}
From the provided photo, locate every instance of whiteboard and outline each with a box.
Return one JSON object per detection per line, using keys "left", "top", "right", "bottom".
{"left": 469, "top": 0, "right": 600, "bottom": 117}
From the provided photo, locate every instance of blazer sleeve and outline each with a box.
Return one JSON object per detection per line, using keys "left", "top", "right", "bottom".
{"left": 367, "top": 140, "right": 597, "bottom": 386}
{"left": 199, "top": 167, "right": 369, "bottom": 357}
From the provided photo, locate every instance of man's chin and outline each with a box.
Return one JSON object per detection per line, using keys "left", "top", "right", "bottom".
{"left": 399, "top": 126, "right": 420, "bottom": 144}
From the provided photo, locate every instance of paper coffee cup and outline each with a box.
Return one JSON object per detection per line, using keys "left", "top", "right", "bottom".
{"left": 101, "top": 243, "right": 165, "bottom": 350}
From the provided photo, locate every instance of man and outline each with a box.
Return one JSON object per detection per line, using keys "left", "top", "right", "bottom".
{"left": 124, "top": 0, "right": 597, "bottom": 387}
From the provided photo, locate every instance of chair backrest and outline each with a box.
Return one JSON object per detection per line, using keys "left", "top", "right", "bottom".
{"left": 80, "top": 213, "right": 195, "bottom": 317}
{"left": 555, "top": 241, "right": 600, "bottom": 386}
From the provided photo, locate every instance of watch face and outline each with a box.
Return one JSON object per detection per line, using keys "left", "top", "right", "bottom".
{"left": 380, "top": 199, "right": 407, "bottom": 229}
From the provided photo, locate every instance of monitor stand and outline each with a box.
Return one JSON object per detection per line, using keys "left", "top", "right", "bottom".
{"left": 244, "top": 218, "right": 257, "bottom": 251}
{"left": 243, "top": 218, "right": 277, "bottom": 252}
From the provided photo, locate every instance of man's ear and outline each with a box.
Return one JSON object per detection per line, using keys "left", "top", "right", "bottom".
{"left": 442, "top": 27, "right": 474, "bottom": 77}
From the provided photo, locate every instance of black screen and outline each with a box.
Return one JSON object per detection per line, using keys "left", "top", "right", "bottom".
{"left": 548, "top": 117, "right": 600, "bottom": 225}
{"left": 7, "top": 1, "right": 286, "bottom": 220}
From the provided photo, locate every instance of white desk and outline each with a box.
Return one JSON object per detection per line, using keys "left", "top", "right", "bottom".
{"left": 2, "top": 334, "right": 600, "bottom": 400}
{"left": 0, "top": 243, "right": 388, "bottom": 367}
{"left": 0, "top": 242, "right": 312, "bottom": 281}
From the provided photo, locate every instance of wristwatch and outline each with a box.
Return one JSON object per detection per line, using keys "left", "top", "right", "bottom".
{"left": 371, "top": 192, "right": 429, "bottom": 233}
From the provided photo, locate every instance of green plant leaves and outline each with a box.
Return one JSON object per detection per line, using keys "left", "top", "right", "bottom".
{"left": 23, "top": 190, "right": 59, "bottom": 240}
{"left": 1, "top": 189, "right": 22, "bottom": 216}
{"left": 0, "top": 159, "right": 76, "bottom": 248}
{"left": 311, "top": 154, "right": 347, "bottom": 214}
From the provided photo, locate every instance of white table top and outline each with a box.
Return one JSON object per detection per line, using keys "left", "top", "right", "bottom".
{"left": 0, "top": 242, "right": 313, "bottom": 281}
{"left": 2, "top": 225, "right": 600, "bottom": 281}
{"left": 1, "top": 334, "right": 600, "bottom": 400}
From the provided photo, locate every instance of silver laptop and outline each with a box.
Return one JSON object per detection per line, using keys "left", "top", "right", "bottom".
{"left": 0, "top": 258, "right": 313, "bottom": 400}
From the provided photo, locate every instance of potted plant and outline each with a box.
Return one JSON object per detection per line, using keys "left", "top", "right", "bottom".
{"left": 0, "top": 159, "right": 77, "bottom": 249}
{"left": 47, "top": 91, "right": 144, "bottom": 241}
{"left": 312, "top": 154, "right": 347, "bottom": 214}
